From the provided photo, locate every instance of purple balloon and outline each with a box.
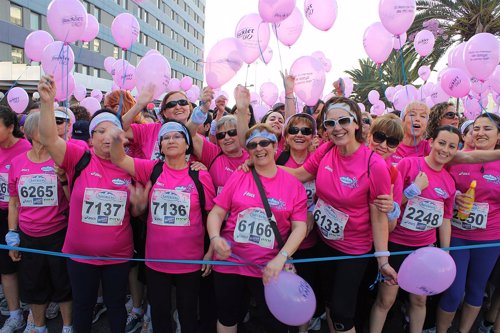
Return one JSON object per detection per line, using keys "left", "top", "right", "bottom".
{"left": 81, "top": 14, "right": 99, "bottom": 43}
{"left": 235, "top": 13, "right": 271, "bottom": 64}
{"left": 414, "top": 30, "right": 435, "bottom": 57}
{"left": 167, "top": 78, "right": 181, "bottom": 92}
{"left": 260, "top": 82, "right": 279, "bottom": 106}
{"left": 258, "top": 0, "right": 296, "bottom": 23}
{"left": 264, "top": 271, "right": 316, "bottom": 326}
{"left": 136, "top": 54, "right": 171, "bottom": 99}
{"left": 398, "top": 247, "right": 456, "bottom": 296}
{"left": 418, "top": 65, "right": 431, "bottom": 82}
{"left": 80, "top": 97, "right": 101, "bottom": 115}
{"left": 273, "top": 7, "right": 304, "bottom": 47}
{"left": 205, "top": 38, "right": 244, "bottom": 89}
{"left": 73, "top": 84, "right": 86, "bottom": 102}
{"left": 104, "top": 57, "right": 116, "bottom": 74}
{"left": 91, "top": 89, "right": 103, "bottom": 103}
{"left": 54, "top": 74, "right": 75, "bottom": 102}
{"left": 363, "top": 22, "right": 393, "bottom": 64}
{"left": 304, "top": 0, "right": 338, "bottom": 31}
{"left": 180, "top": 76, "right": 193, "bottom": 91}
{"left": 7, "top": 87, "right": 29, "bottom": 114}
{"left": 111, "top": 13, "right": 140, "bottom": 50}
{"left": 41, "top": 41, "right": 75, "bottom": 80}
{"left": 464, "top": 33, "right": 500, "bottom": 81}
{"left": 379, "top": 0, "right": 416, "bottom": 36}
{"left": 440, "top": 67, "right": 471, "bottom": 98}
{"left": 25, "top": 30, "right": 54, "bottom": 62}
{"left": 290, "top": 56, "right": 326, "bottom": 106}
{"left": 47, "top": 0, "right": 87, "bottom": 44}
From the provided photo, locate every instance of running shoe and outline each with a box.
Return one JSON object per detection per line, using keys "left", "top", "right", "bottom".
{"left": 139, "top": 315, "right": 152, "bottom": 333}
{"left": 0, "top": 299, "right": 9, "bottom": 316}
{"left": 22, "top": 310, "right": 34, "bottom": 333}
{"left": 478, "top": 320, "right": 493, "bottom": 333}
{"left": 45, "top": 303, "right": 59, "bottom": 320}
{"left": 91, "top": 303, "right": 107, "bottom": 324}
{"left": 0, "top": 316, "right": 25, "bottom": 333}
{"left": 173, "top": 310, "right": 180, "bottom": 333}
{"left": 125, "top": 312, "right": 143, "bottom": 333}
{"left": 61, "top": 327, "right": 73, "bottom": 333}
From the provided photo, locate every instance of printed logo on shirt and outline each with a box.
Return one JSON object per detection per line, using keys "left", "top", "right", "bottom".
{"left": 224, "top": 166, "right": 234, "bottom": 173}
{"left": 5, "top": 165, "right": 10, "bottom": 170}
{"left": 174, "top": 184, "right": 194, "bottom": 193}
{"left": 96, "top": 191, "right": 119, "bottom": 201}
{"left": 458, "top": 171, "right": 470, "bottom": 176}
{"left": 434, "top": 187, "right": 449, "bottom": 199}
{"left": 41, "top": 166, "right": 54, "bottom": 172}
{"left": 157, "top": 182, "right": 164, "bottom": 187}
{"left": 27, "top": 175, "right": 49, "bottom": 185}
{"left": 268, "top": 198, "right": 286, "bottom": 210}
{"left": 160, "top": 191, "right": 182, "bottom": 201}
{"left": 483, "top": 174, "right": 500, "bottom": 185}
{"left": 21, "top": 168, "right": 30, "bottom": 172}
{"left": 112, "top": 178, "right": 130, "bottom": 186}
{"left": 420, "top": 200, "right": 439, "bottom": 211}
{"left": 91, "top": 172, "right": 102, "bottom": 178}
{"left": 243, "top": 191, "right": 255, "bottom": 198}
{"left": 324, "top": 165, "right": 333, "bottom": 173}
{"left": 339, "top": 176, "right": 358, "bottom": 189}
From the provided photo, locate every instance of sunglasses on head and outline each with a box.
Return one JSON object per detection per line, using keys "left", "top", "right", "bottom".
{"left": 288, "top": 126, "right": 313, "bottom": 136}
{"left": 362, "top": 118, "right": 372, "bottom": 125}
{"left": 163, "top": 99, "right": 189, "bottom": 109}
{"left": 443, "top": 111, "right": 458, "bottom": 119}
{"left": 323, "top": 116, "right": 355, "bottom": 129}
{"left": 246, "top": 140, "right": 273, "bottom": 150}
{"left": 372, "top": 131, "right": 401, "bottom": 148}
{"left": 216, "top": 129, "right": 238, "bottom": 140}
{"left": 55, "top": 118, "right": 68, "bottom": 125}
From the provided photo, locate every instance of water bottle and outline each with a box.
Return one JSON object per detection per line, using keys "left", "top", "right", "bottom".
{"left": 457, "top": 180, "right": 476, "bottom": 220}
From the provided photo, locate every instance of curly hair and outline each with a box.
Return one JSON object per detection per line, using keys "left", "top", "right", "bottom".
{"left": 426, "top": 102, "right": 454, "bottom": 139}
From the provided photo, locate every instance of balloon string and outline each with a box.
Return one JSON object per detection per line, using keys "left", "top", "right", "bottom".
{"left": 0, "top": 64, "right": 31, "bottom": 103}
{"left": 456, "top": 97, "right": 461, "bottom": 118}
{"left": 244, "top": 64, "right": 250, "bottom": 87}
{"left": 257, "top": 22, "right": 267, "bottom": 64}
{"left": 273, "top": 23, "right": 285, "bottom": 75}
{"left": 117, "top": 46, "right": 132, "bottom": 118}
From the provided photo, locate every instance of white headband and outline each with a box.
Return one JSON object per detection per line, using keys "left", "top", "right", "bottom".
{"left": 158, "top": 122, "right": 191, "bottom": 146}
{"left": 326, "top": 103, "right": 357, "bottom": 119}
{"left": 89, "top": 113, "right": 122, "bottom": 133}
{"left": 460, "top": 120, "right": 474, "bottom": 135}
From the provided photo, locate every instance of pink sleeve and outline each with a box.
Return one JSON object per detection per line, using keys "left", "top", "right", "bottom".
{"left": 200, "top": 140, "right": 222, "bottom": 167}
{"left": 61, "top": 142, "right": 86, "bottom": 173}
{"left": 7, "top": 160, "right": 18, "bottom": 197}
{"left": 133, "top": 159, "right": 157, "bottom": 185}
{"left": 214, "top": 171, "right": 242, "bottom": 211}
{"left": 303, "top": 142, "right": 333, "bottom": 176}
{"left": 199, "top": 170, "right": 216, "bottom": 211}
{"left": 131, "top": 123, "right": 157, "bottom": 143}
{"left": 369, "top": 158, "right": 391, "bottom": 202}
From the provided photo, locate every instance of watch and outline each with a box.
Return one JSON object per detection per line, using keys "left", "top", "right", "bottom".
{"left": 279, "top": 250, "right": 289, "bottom": 259}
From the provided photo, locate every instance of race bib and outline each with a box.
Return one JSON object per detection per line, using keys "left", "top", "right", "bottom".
{"left": 304, "top": 181, "right": 316, "bottom": 208}
{"left": 18, "top": 174, "right": 57, "bottom": 207}
{"left": 400, "top": 196, "right": 443, "bottom": 231}
{"left": 150, "top": 145, "right": 162, "bottom": 161}
{"left": 0, "top": 173, "right": 8, "bottom": 203}
{"left": 313, "top": 198, "right": 349, "bottom": 240}
{"left": 150, "top": 189, "right": 191, "bottom": 226}
{"left": 234, "top": 207, "right": 275, "bottom": 249}
{"left": 452, "top": 202, "right": 489, "bottom": 230}
{"left": 81, "top": 188, "right": 127, "bottom": 226}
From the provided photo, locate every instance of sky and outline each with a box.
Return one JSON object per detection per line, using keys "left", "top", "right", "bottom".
{"left": 203, "top": 0, "right": 446, "bottom": 105}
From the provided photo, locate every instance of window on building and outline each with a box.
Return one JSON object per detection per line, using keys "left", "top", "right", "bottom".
{"left": 81, "top": 65, "right": 89, "bottom": 75}
{"left": 10, "top": 5, "right": 23, "bottom": 26}
{"left": 93, "top": 7, "right": 101, "bottom": 21}
{"left": 122, "top": 0, "right": 128, "bottom": 10}
{"left": 113, "top": 46, "right": 120, "bottom": 59}
{"left": 82, "top": 42, "right": 89, "bottom": 49}
{"left": 11, "top": 47, "right": 24, "bottom": 64}
{"left": 143, "top": 35, "right": 148, "bottom": 46}
{"left": 30, "top": 12, "right": 41, "bottom": 30}
{"left": 93, "top": 39, "right": 101, "bottom": 52}
{"left": 92, "top": 68, "right": 100, "bottom": 78}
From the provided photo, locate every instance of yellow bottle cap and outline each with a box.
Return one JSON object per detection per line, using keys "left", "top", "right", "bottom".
{"left": 470, "top": 180, "right": 477, "bottom": 188}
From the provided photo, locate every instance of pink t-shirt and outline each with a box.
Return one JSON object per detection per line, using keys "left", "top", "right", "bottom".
{"left": 0, "top": 139, "right": 31, "bottom": 210}
{"left": 68, "top": 138, "right": 89, "bottom": 149}
{"left": 388, "top": 139, "right": 431, "bottom": 165}
{"left": 134, "top": 159, "right": 216, "bottom": 274}
{"left": 8, "top": 153, "right": 68, "bottom": 237}
{"left": 62, "top": 143, "right": 133, "bottom": 265}
{"left": 304, "top": 143, "right": 391, "bottom": 254}
{"left": 390, "top": 157, "right": 455, "bottom": 247}
{"left": 448, "top": 160, "right": 500, "bottom": 241}
{"left": 131, "top": 123, "right": 162, "bottom": 160}
{"left": 199, "top": 140, "right": 249, "bottom": 193}
{"left": 214, "top": 169, "right": 307, "bottom": 277}
{"left": 386, "top": 159, "right": 404, "bottom": 207}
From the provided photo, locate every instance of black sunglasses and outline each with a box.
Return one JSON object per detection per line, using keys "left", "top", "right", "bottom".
{"left": 287, "top": 126, "right": 313, "bottom": 136}
{"left": 55, "top": 118, "right": 69, "bottom": 125}
{"left": 443, "top": 111, "right": 458, "bottom": 119}
{"left": 163, "top": 99, "right": 189, "bottom": 109}
{"left": 323, "top": 116, "right": 354, "bottom": 129}
{"left": 246, "top": 140, "right": 273, "bottom": 150}
{"left": 362, "top": 118, "right": 372, "bottom": 125}
{"left": 372, "top": 131, "right": 401, "bottom": 148}
{"left": 216, "top": 129, "right": 238, "bottom": 140}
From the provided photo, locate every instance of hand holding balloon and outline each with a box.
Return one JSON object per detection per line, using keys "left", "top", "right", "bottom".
{"left": 379, "top": 262, "right": 398, "bottom": 285}
{"left": 234, "top": 85, "right": 251, "bottom": 114}
{"left": 200, "top": 87, "right": 215, "bottom": 112}
{"left": 263, "top": 254, "right": 287, "bottom": 285}
{"left": 136, "top": 83, "right": 156, "bottom": 108}
{"left": 38, "top": 76, "right": 56, "bottom": 103}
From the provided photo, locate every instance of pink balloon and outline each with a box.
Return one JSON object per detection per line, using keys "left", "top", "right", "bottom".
{"left": 398, "top": 247, "right": 456, "bottom": 296}
{"left": 404, "top": 85, "right": 419, "bottom": 101}
{"left": 311, "top": 51, "right": 331, "bottom": 72}
{"left": 111, "top": 13, "right": 140, "bottom": 50}
{"left": 490, "top": 66, "right": 500, "bottom": 94}
{"left": 431, "top": 84, "right": 450, "bottom": 104}
{"left": 180, "top": 76, "right": 193, "bottom": 91}
{"left": 440, "top": 67, "right": 471, "bottom": 98}
{"left": 186, "top": 90, "right": 197, "bottom": 103}
{"left": 342, "top": 77, "right": 353, "bottom": 98}
{"left": 448, "top": 43, "right": 467, "bottom": 71}
{"left": 145, "top": 49, "right": 160, "bottom": 57}
{"left": 379, "top": 0, "right": 416, "bottom": 36}
{"left": 54, "top": 74, "right": 75, "bottom": 102}
{"left": 253, "top": 104, "right": 268, "bottom": 122}
{"left": 363, "top": 22, "right": 393, "bottom": 64}
{"left": 368, "top": 90, "right": 380, "bottom": 104}
{"left": 41, "top": 41, "right": 75, "bottom": 80}
{"left": 385, "top": 86, "right": 396, "bottom": 101}
{"left": 304, "top": 0, "right": 338, "bottom": 31}
{"left": 464, "top": 33, "right": 500, "bottom": 81}
{"left": 80, "top": 97, "right": 101, "bottom": 115}
{"left": 73, "top": 84, "right": 86, "bottom": 102}
{"left": 112, "top": 83, "right": 120, "bottom": 92}
{"left": 418, "top": 65, "right": 431, "bottom": 81}
{"left": 273, "top": 8, "right": 304, "bottom": 47}
{"left": 112, "top": 61, "right": 136, "bottom": 91}
{"left": 414, "top": 30, "right": 435, "bottom": 57}
{"left": 91, "top": 89, "right": 103, "bottom": 103}
{"left": 464, "top": 96, "right": 481, "bottom": 119}
{"left": 392, "top": 33, "right": 407, "bottom": 50}
{"left": 168, "top": 78, "right": 181, "bottom": 92}
{"left": 250, "top": 92, "right": 261, "bottom": 106}
{"left": 470, "top": 77, "right": 488, "bottom": 94}
{"left": 104, "top": 57, "right": 116, "bottom": 74}
{"left": 425, "top": 96, "right": 434, "bottom": 108}
{"left": 392, "top": 89, "right": 411, "bottom": 111}
{"left": 261, "top": 46, "right": 273, "bottom": 64}
{"left": 357, "top": 103, "right": 366, "bottom": 112}
{"left": 323, "top": 92, "right": 334, "bottom": 102}
{"left": 258, "top": 0, "right": 296, "bottom": 23}
{"left": 235, "top": 13, "right": 271, "bottom": 64}
{"left": 25, "top": 30, "right": 54, "bottom": 62}
{"left": 422, "top": 82, "right": 435, "bottom": 97}
{"left": 81, "top": 14, "right": 99, "bottom": 43}
{"left": 189, "top": 86, "right": 201, "bottom": 100}
{"left": 47, "top": 0, "right": 87, "bottom": 44}
{"left": 290, "top": 56, "right": 325, "bottom": 106}
{"left": 370, "top": 100, "right": 386, "bottom": 115}
{"left": 205, "top": 38, "right": 244, "bottom": 89}
{"left": 136, "top": 54, "right": 171, "bottom": 99}
{"left": 7, "top": 87, "right": 29, "bottom": 114}
{"left": 260, "top": 82, "right": 279, "bottom": 106}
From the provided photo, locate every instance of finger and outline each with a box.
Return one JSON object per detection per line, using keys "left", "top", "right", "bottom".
{"left": 390, "top": 184, "right": 394, "bottom": 195}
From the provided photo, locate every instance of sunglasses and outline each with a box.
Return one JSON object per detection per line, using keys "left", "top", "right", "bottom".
{"left": 323, "top": 116, "right": 355, "bottom": 129}
{"left": 362, "top": 118, "right": 372, "bottom": 125}
{"left": 372, "top": 131, "right": 401, "bottom": 148}
{"left": 55, "top": 118, "right": 69, "bottom": 125}
{"left": 163, "top": 99, "right": 189, "bottom": 109}
{"left": 288, "top": 126, "right": 313, "bottom": 136}
{"left": 216, "top": 129, "right": 238, "bottom": 140}
{"left": 246, "top": 140, "right": 273, "bottom": 150}
{"left": 443, "top": 111, "right": 458, "bottom": 119}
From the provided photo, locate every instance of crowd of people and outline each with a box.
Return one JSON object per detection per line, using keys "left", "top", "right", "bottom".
{"left": 0, "top": 74, "right": 498, "bottom": 333}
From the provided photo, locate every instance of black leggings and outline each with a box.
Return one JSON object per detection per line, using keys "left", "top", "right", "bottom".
{"left": 146, "top": 267, "right": 200, "bottom": 333}
{"left": 66, "top": 259, "right": 129, "bottom": 333}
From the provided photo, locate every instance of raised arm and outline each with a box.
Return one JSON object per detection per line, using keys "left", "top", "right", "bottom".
{"left": 187, "top": 87, "right": 214, "bottom": 159}
{"left": 122, "top": 83, "right": 155, "bottom": 138}
{"left": 38, "top": 76, "right": 67, "bottom": 166}
{"left": 283, "top": 73, "right": 296, "bottom": 119}
{"left": 109, "top": 127, "right": 136, "bottom": 177}
{"left": 233, "top": 85, "right": 251, "bottom": 147}
{"left": 450, "top": 149, "right": 500, "bottom": 166}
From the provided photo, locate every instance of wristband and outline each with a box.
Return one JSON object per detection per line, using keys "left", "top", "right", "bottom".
{"left": 190, "top": 106, "right": 208, "bottom": 125}
{"left": 387, "top": 202, "right": 400, "bottom": 221}
{"left": 374, "top": 251, "right": 390, "bottom": 258}
{"left": 378, "top": 262, "right": 390, "bottom": 270}
{"left": 403, "top": 182, "right": 421, "bottom": 199}
{"left": 209, "top": 120, "right": 217, "bottom": 136}
{"left": 285, "top": 90, "right": 294, "bottom": 95}
{"left": 5, "top": 231, "right": 20, "bottom": 247}
{"left": 209, "top": 235, "right": 220, "bottom": 241}
{"left": 285, "top": 96, "right": 295, "bottom": 100}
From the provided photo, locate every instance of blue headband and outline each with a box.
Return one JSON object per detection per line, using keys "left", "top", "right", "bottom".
{"left": 158, "top": 122, "right": 191, "bottom": 146}
{"left": 89, "top": 113, "right": 122, "bottom": 133}
{"left": 245, "top": 129, "right": 277, "bottom": 146}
